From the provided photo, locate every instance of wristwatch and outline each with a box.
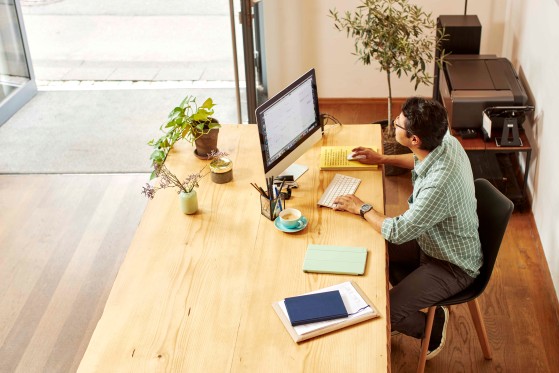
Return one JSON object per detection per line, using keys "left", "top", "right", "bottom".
{"left": 359, "top": 204, "right": 373, "bottom": 219}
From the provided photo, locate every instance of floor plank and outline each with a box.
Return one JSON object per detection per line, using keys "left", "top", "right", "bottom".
{"left": 0, "top": 174, "right": 148, "bottom": 373}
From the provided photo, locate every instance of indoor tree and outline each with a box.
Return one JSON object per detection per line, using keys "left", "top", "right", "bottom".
{"left": 330, "top": 0, "right": 447, "bottom": 170}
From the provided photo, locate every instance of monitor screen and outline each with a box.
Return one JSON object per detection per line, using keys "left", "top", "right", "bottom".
{"left": 256, "top": 68, "right": 322, "bottom": 179}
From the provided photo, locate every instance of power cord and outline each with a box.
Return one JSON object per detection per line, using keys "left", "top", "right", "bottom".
{"left": 319, "top": 113, "right": 342, "bottom": 135}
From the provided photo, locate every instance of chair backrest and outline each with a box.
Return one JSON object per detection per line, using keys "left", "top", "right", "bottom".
{"left": 472, "top": 178, "right": 514, "bottom": 295}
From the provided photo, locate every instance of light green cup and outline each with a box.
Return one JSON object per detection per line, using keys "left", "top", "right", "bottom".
{"left": 279, "top": 208, "right": 304, "bottom": 229}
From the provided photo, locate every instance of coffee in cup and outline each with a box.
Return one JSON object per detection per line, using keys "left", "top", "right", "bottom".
{"left": 279, "top": 208, "right": 303, "bottom": 229}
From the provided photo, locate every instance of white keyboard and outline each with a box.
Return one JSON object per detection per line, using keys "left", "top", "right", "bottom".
{"left": 317, "top": 174, "right": 361, "bottom": 208}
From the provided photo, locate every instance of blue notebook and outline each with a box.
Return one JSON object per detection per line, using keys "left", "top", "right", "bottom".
{"left": 284, "top": 290, "right": 348, "bottom": 326}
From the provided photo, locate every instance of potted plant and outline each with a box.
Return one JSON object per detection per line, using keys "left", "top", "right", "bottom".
{"left": 141, "top": 150, "right": 229, "bottom": 214}
{"left": 148, "top": 95, "right": 221, "bottom": 178}
{"left": 142, "top": 163, "right": 208, "bottom": 214}
{"left": 330, "top": 0, "right": 447, "bottom": 175}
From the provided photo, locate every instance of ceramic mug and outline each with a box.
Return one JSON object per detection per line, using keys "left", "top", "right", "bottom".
{"left": 279, "top": 208, "right": 304, "bottom": 229}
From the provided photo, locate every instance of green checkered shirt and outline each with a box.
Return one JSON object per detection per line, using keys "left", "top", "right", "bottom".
{"left": 381, "top": 131, "right": 482, "bottom": 278}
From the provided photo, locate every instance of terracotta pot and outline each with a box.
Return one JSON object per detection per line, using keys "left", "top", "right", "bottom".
{"left": 194, "top": 118, "right": 219, "bottom": 159}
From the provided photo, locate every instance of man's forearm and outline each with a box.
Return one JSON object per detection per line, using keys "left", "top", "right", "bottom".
{"left": 380, "top": 153, "right": 414, "bottom": 169}
{"left": 362, "top": 209, "right": 386, "bottom": 234}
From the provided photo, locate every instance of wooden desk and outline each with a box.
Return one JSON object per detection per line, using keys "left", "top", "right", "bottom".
{"left": 78, "top": 124, "right": 388, "bottom": 372}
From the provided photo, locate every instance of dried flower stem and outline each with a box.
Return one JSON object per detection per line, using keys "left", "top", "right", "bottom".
{"left": 142, "top": 163, "right": 209, "bottom": 199}
{"left": 141, "top": 151, "right": 229, "bottom": 200}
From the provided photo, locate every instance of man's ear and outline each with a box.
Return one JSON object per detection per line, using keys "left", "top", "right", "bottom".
{"left": 411, "top": 135, "right": 421, "bottom": 147}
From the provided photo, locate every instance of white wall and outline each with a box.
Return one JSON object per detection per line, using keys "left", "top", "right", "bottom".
{"left": 262, "top": 0, "right": 559, "bottom": 295}
{"left": 263, "top": 0, "right": 507, "bottom": 97}
{"left": 501, "top": 0, "right": 559, "bottom": 294}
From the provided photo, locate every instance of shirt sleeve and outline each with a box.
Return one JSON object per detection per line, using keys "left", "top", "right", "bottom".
{"left": 381, "top": 182, "right": 449, "bottom": 244}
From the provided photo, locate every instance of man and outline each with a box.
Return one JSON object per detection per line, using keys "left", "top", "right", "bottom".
{"left": 333, "top": 97, "right": 482, "bottom": 359}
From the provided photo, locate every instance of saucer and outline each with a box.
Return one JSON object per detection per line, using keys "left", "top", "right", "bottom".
{"left": 274, "top": 216, "right": 308, "bottom": 233}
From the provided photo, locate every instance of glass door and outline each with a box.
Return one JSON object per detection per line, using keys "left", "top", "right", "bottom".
{"left": 0, "top": 0, "right": 37, "bottom": 126}
{"left": 237, "top": 0, "right": 267, "bottom": 123}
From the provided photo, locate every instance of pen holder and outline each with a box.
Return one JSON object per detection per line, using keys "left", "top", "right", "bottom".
{"left": 260, "top": 195, "right": 283, "bottom": 221}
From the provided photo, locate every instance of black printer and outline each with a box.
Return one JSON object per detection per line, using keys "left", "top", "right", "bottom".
{"left": 439, "top": 55, "right": 528, "bottom": 129}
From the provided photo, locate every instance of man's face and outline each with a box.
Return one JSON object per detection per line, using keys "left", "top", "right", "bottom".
{"left": 393, "top": 112, "right": 412, "bottom": 147}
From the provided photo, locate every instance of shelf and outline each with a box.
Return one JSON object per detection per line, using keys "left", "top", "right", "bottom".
{"left": 467, "top": 152, "right": 526, "bottom": 208}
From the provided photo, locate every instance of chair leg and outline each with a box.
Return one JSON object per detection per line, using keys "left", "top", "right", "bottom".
{"left": 417, "top": 306, "right": 436, "bottom": 373}
{"left": 467, "top": 299, "right": 493, "bottom": 360}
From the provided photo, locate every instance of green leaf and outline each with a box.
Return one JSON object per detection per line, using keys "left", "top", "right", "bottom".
{"left": 200, "top": 98, "right": 215, "bottom": 109}
{"left": 150, "top": 149, "right": 165, "bottom": 160}
{"left": 179, "top": 95, "right": 193, "bottom": 108}
{"left": 168, "top": 107, "right": 182, "bottom": 119}
{"left": 192, "top": 112, "right": 208, "bottom": 121}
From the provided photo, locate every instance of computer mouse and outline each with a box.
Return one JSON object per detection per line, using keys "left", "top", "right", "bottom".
{"left": 347, "top": 153, "right": 366, "bottom": 160}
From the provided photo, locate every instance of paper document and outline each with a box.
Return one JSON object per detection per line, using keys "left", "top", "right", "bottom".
{"left": 278, "top": 281, "right": 372, "bottom": 335}
{"left": 272, "top": 281, "right": 380, "bottom": 342}
{"left": 320, "top": 146, "right": 378, "bottom": 170}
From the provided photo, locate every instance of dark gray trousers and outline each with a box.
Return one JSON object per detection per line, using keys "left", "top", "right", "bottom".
{"left": 388, "top": 240, "right": 475, "bottom": 339}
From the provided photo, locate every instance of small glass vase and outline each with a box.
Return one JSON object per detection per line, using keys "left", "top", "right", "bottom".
{"left": 179, "top": 190, "right": 198, "bottom": 214}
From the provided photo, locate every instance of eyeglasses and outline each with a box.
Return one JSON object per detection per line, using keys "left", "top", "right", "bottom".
{"left": 393, "top": 118, "right": 409, "bottom": 132}
{"left": 393, "top": 116, "right": 414, "bottom": 135}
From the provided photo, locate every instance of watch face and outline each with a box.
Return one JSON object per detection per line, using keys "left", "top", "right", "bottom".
{"left": 360, "top": 204, "right": 372, "bottom": 217}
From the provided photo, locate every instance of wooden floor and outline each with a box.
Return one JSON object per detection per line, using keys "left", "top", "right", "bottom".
{"left": 1, "top": 101, "right": 558, "bottom": 372}
{"left": 0, "top": 174, "right": 148, "bottom": 373}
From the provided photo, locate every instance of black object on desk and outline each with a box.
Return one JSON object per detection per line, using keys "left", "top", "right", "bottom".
{"left": 459, "top": 129, "right": 478, "bottom": 139}
{"left": 284, "top": 290, "right": 348, "bottom": 326}
{"left": 482, "top": 106, "right": 534, "bottom": 147}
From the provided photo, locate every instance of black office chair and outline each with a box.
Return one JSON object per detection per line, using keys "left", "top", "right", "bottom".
{"left": 417, "top": 179, "right": 514, "bottom": 373}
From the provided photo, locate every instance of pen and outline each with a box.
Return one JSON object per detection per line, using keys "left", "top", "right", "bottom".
{"left": 267, "top": 177, "right": 273, "bottom": 200}
{"left": 274, "top": 185, "right": 283, "bottom": 211}
{"left": 278, "top": 180, "right": 286, "bottom": 196}
{"left": 250, "top": 183, "right": 262, "bottom": 195}
{"left": 250, "top": 183, "right": 268, "bottom": 198}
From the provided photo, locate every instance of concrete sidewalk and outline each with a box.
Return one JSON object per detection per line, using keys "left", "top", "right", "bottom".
{"left": 0, "top": 0, "right": 247, "bottom": 174}
{"left": 21, "top": 0, "right": 244, "bottom": 83}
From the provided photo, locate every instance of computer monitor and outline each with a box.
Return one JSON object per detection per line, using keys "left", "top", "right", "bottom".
{"left": 256, "top": 68, "right": 322, "bottom": 180}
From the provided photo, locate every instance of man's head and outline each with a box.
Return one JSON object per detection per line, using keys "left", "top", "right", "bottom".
{"left": 395, "top": 97, "right": 449, "bottom": 151}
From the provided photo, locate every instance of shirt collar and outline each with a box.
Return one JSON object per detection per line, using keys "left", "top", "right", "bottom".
{"left": 414, "top": 137, "right": 446, "bottom": 177}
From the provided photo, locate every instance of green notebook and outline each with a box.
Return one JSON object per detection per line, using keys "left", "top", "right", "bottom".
{"left": 303, "top": 245, "right": 367, "bottom": 275}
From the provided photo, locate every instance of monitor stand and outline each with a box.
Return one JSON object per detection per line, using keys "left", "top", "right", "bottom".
{"left": 280, "top": 164, "right": 309, "bottom": 180}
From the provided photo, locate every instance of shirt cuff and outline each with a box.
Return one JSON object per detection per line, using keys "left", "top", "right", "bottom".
{"left": 381, "top": 217, "right": 393, "bottom": 241}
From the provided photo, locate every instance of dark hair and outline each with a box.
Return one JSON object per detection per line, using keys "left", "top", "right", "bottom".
{"left": 401, "top": 97, "right": 449, "bottom": 151}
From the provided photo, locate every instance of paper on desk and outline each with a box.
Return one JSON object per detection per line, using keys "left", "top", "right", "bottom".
{"left": 278, "top": 281, "right": 372, "bottom": 335}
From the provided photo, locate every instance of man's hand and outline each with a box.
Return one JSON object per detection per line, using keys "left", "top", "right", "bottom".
{"left": 353, "top": 146, "right": 415, "bottom": 170}
{"left": 333, "top": 194, "right": 364, "bottom": 215}
{"left": 350, "top": 146, "right": 384, "bottom": 165}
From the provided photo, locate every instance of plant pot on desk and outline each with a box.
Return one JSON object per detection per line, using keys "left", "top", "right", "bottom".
{"left": 194, "top": 126, "right": 219, "bottom": 159}
{"left": 179, "top": 190, "right": 198, "bottom": 214}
